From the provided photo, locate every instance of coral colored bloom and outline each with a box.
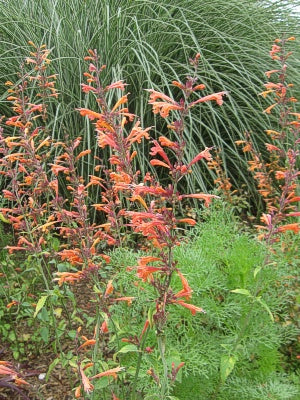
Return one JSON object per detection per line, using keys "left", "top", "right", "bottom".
{"left": 53, "top": 271, "right": 84, "bottom": 286}
{"left": 80, "top": 367, "right": 94, "bottom": 393}
{"left": 188, "top": 147, "right": 213, "bottom": 167}
{"left": 78, "top": 339, "right": 97, "bottom": 350}
{"left": 158, "top": 136, "right": 177, "bottom": 148}
{"left": 101, "top": 320, "right": 109, "bottom": 333}
{"left": 263, "top": 103, "right": 277, "bottom": 114}
{"left": 278, "top": 224, "right": 299, "bottom": 234}
{"left": 174, "top": 271, "right": 193, "bottom": 300}
{"left": 177, "top": 218, "right": 196, "bottom": 225}
{"left": 189, "top": 91, "right": 227, "bottom": 107}
{"left": 150, "top": 159, "right": 171, "bottom": 169}
{"left": 172, "top": 300, "right": 205, "bottom": 315}
{"left": 90, "top": 366, "right": 124, "bottom": 381}
{"left": 104, "top": 280, "right": 114, "bottom": 296}
{"left": 114, "top": 297, "right": 135, "bottom": 305}
{"left": 180, "top": 193, "right": 219, "bottom": 207}
{"left": 265, "top": 143, "right": 281, "bottom": 152}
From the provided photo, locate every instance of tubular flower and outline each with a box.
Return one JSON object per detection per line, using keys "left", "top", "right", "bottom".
{"left": 147, "top": 89, "right": 184, "bottom": 117}
{"left": 174, "top": 271, "right": 193, "bottom": 300}
{"left": 188, "top": 91, "right": 227, "bottom": 107}
{"left": 80, "top": 367, "right": 94, "bottom": 394}
{"left": 187, "top": 147, "right": 213, "bottom": 167}
{"left": 53, "top": 271, "right": 84, "bottom": 286}
{"left": 171, "top": 300, "right": 205, "bottom": 315}
{"left": 278, "top": 223, "right": 299, "bottom": 234}
{"left": 179, "top": 193, "right": 219, "bottom": 207}
{"left": 90, "top": 366, "right": 124, "bottom": 381}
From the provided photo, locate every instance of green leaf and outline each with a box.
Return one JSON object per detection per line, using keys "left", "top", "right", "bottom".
{"left": 117, "top": 344, "right": 138, "bottom": 354}
{"left": 231, "top": 288, "right": 251, "bottom": 297}
{"left": 34, "top": 295, "right": 48, "bottom": 318}
{"left": 256, "top": 297, "right": 274, "bottom": 321}
{"left": 148, "top": 307, "right": 155, "bottom": 328}
{"left": 0, "top": 213, "right": 11, "bottom": 224}
{"left": 40, "top": 327, "right": 49, "bottom": 343}
{"left": 94, "top": 376, "right": 110, "bottom": 389}
{"left": 220, "top": 354, "right": 237, "bottom": 383}
{"left": 46, "top": 358, "right": 60, "bottom": 382}
{"left": 253, "top": 266, "right": 262, "bottom": 278}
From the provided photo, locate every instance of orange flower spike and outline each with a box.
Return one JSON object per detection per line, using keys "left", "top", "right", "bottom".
{"left": 80, "top": 366, "right": 94, "bottom": 394}
{"left": 263, "top": 103, "right": 277, "bottom": 114}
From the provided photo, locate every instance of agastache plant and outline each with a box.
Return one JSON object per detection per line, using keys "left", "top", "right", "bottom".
{"left": 122, "top": 54, "right": 226, "bottom": 397}
{"left": 74, "top": 51, "right": 226, "bottom": 399}
{"left": 0, "top": 42, "right": 58, "bottom": 259}
{"left": 236, "top": 36, "right": 299, "bottom": 244}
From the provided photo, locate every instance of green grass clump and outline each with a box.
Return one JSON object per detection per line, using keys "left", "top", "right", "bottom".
{"left": 0, "top": 0, "right": 299, "bottom": 200}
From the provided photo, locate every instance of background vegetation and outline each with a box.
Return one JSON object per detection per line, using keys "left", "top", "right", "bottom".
{"left": 0, "top": 0, "right": 299, "bottom": 202}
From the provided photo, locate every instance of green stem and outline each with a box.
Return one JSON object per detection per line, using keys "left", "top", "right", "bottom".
{"left": 157, "top": 334, "right": 168, "bottom": 399}
{"left": 131, "top": 326, "right": 150, "bottom": 400}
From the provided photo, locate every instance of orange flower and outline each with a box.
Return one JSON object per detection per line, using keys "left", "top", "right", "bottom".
{"left": 278, "top": 224, "right": 299, "bottom": 234}
{"left": 105, "top": 80, "right": 127, "bottom": 91}
{"left": 76, "top": 149, "right": 91, "bottom": 161}
{"left": 265, "top": 143, "right": 281, "bottom": 152}
{"left": 172, "top": 300, "right": 205, "bottom": 315}
{"left": 53, "top": 271, "right": 84, "bottom": 286}
{"left": 174, "top": 271, "right": 193, "bottom": 300}
{"left": 101, "top": 320, "right": 109, "bottom": 333}
{"left": 90, "top": 366, "right": 124, "bottom": 381}
{"left": 188, "top": 147, "right": 212, "bottom": 167}
{"left": 6, "top": 300, "right": 19, "bottom": 309}
{"left": 126, "top": 121, "right": 151, "bottom": 144}
{"left": 104, "top": 280, "right": 114, "bottom": 296}
{"left": 158, "top": 136, "right": 177, "bottom": 148}
{"left": 177, "top": 218, "right": 196, "bottom": 226}
{"left": 80, "top": 367, "right": 94, "bottom": 394}
{"left": 114, "top": 297, "right": 135, "bottom": 305}
{"left": 150, "top": 159, "right": 171, "bottom": 169}
{"left": 263, "top": 103, "right": 277, "bottom": 114}
{"left": 147, "top": 89, "right": 183, "bottom": 117}
{"left": 111, "top": 95, "right": 128, "bottom": 112}
{"left": 189, "top": 91, "right": 227, "bottom": 107}
{"left": 78, "top": 108, "right": 102, "bottom": 120}
{"left": 180, "top": 193, "right": 219, "bottom": 207}
{"left": 78, "top": 339, "right": 97, "bottom": 350}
